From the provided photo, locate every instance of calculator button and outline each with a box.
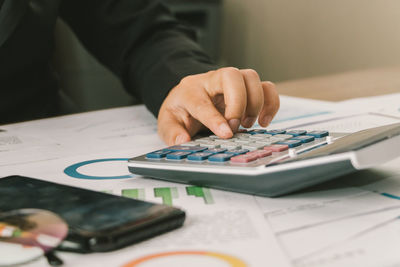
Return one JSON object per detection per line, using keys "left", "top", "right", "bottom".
{"left": 208, "top": 153, "right": 234, "bottom": 162}
{"left": 271, "top": 134, "right": 293, "bottom": 140}
{"left": 249, "top": 134, "right": 268, "bottom": 140}
{"left": 187, "top": 152, "right": 214, "bottom": 161}
{"left": 225, "top": 149, "right": 249, "bottom": 155}
{"left": 234, "top": 133, "right": 251, "bottom": 138}
{"left": 234, "top": 139, "right": 254, "bottom": 144}
{"left": 241, "top": 143, "right": 266, "bottom": 151}
{"left": 265, "top": 129, "right": 286, "bottom": 135}
{"left": 307, "top": 130, "right": 329, "bottom": 138}
{"left": 166, "top": 151, "right": 192, "bottom": 160}
{"left": 205, "top": 148, "right": 227, "bottom": 154}
{"left": 198, "top": 141, "right": 221, "bottom": 149}
{"left": 214, "top": 139, "right": 232, "bottom": 143}
{"left": 286, "top": 130, "right": 307, "bottom": 136}
{"left": 249, "top": 129, "right": 267, "bottom": 135}
{"left": 292, "top": 135, "right": 315, "bottom": 143}
{"left": 230, "top": 154, "right": 258, "bottom": 163}
{"left": 146, "top": 150, "right": 171, "bottom": 159}
{"left": 264, "top": 144, "right": 289, "bottom": 152}
{"left": 220, "top": 142, "right": 242, "bottom": 150}
{"left": 196, "top": 137, "right": 214, "bottom": 142}
{"left": 288, "top": 148, "right": 297, "bottom": 157}
{"left": 182, "top": 141, "right": 200, "bottom": 147}
{"left": 268, "top": 137, "right": 285, "bottom": 144}
{"left": 165, "top": 146, "right": 207, "bottom": 153}
{"left": 247, "top": 150, "right": 272, "bottom": 159}
{"left": 276, "top": 140, "right": 303, "bottom": 148}
{"left": 254, "top": 140, "right": 273, "bottom": 146}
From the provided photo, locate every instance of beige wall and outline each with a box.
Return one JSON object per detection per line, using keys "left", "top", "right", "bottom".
{"left": 55, "top": 1, "right": 400, "bottom": 111}
{"left": 221, "top": 0, "right": 400, "bottom": 82}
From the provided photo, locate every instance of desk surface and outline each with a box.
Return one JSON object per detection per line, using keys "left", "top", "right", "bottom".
{"left": 276, "top": 67, "right": 400, "bottom": 101}
{"left": 1, "top": 68, "right": 400, "bottom": 267}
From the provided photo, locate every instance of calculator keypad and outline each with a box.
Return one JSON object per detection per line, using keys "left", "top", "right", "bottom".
{"left": 146, "top": 129, "right": 330, "bottom": 166}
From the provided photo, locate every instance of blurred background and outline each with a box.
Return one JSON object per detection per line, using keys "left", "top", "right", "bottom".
{"left": 54, "top": 0, "right": 400, "bottom": 112}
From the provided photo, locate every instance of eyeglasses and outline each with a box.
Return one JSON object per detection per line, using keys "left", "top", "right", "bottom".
{"left": 0, "top": 209, "right": 68, "bottom": 266}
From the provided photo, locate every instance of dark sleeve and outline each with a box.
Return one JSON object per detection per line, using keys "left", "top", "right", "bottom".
{"left": 59, "top": 0, "right": 216, "bottom": 117}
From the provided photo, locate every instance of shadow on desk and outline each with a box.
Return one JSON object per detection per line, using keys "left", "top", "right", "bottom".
{"left": 293, "top": 169, "right": 393, "bottom": 195}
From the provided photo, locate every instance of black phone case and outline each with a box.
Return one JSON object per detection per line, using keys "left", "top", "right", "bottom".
{"left": 0, "top": 176, "right": 186, "bottom": 253}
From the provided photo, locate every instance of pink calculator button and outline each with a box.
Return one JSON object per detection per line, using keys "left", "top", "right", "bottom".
{"left": 247, "top": 150, "right": 272, "bottom": 159}
{"left": 231, "top": 154, "right": 258, "bottom": 163}
{"left": 264, "top": 144, "right": 289, "bottom": 152}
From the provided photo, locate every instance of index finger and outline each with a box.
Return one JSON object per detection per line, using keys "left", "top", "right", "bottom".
{"left": 209, "top": 68, "right": 248, "bottom": 131}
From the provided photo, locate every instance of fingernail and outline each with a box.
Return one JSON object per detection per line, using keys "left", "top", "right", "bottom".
{"left": 228, "top": 119, "right": 240, "bottom": 133}
{"left": 242, "top": 117, "right": 256, "bottom": 127}
{"left": 175, "top": 134, "right": 188, "bottom": 145}
{"left": 261, "top": 115, "right": 273, "bottom": 126}
{"left": 219, "top": 122, "right": 233, "bottom": 137}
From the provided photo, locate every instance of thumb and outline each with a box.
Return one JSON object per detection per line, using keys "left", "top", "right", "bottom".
{"left": 158, "top": 111, "right": 191, "bottom": 146}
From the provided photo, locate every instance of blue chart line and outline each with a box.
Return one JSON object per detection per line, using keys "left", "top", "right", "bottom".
{"left": 64, "top": 158, "right": 133, "bottom": 180}
{"left": 381, "top": 192, "right": 400, "bottom": 200}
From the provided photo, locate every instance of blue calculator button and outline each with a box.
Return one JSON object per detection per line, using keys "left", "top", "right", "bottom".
{"left": 265, "top": 129, "right": 286, "bottom": 135}
{"left": 276, "top": 140, "right": 303, "bottom": 148}
{"left": 187, "top": 152, "right": 214, "bottom": 161}
{"left": 146, "top": 150, "right": 171, "bottom": 159}
{"left": 307, "top": 130, "right": 329, "bottom": 138}
{"left": 208, "top": 153, "right": 234, "bottom": 162}
{"left": 166, "top": 151, "right": 192, "bottom": 160}
{"left": 292, "top": 135, "right": 315, "bottom": 143}
{"left": 165, "top": 146, "right": 207, "bottom": 153}
{"left": 248, "top": 129, "right": 266, "bottom": 135}
{"left": 205, "top": 148, "right": 227, "bottom": 154}
{"left": 286, "top": 130, "right": 307, "bottom": 136}
{"left": 225, "top": 149, "right": 249, "bottom": 155}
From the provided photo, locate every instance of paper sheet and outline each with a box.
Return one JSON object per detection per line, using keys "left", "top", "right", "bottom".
{"left": 0, "top": 151, "right": 290, "bottom": 267}
{"left": 1, "top": 94, "right": 400, "bottom": 266}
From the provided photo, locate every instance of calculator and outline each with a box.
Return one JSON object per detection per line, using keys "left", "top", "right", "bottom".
{"left": 128, "top": 123, "right": 400, "bottom": 197}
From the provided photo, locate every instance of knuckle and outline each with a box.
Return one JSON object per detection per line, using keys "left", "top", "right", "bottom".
{"left": 219, "top": 67, "right": 241, "bottom": 77}
{"left": 242, "top": 69, "right": 260, "bottom": 80}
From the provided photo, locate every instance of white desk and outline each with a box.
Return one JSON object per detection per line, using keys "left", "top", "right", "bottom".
{"left": 1, "top": 90, "right": 400, "bottom": 267}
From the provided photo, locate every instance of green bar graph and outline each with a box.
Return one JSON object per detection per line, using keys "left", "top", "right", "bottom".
{"left": 122, "top": 188, "right": 145, "bottom": 200}
{"left": 154, "top": 187, "right": 178, "bottom": 206}
{"left": 186, "top": 186, "right": 214, "bottom": 204}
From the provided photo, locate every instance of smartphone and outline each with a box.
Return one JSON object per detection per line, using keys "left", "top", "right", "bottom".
{"left": 0, "top": 176, "right": 186, "bottom": 253}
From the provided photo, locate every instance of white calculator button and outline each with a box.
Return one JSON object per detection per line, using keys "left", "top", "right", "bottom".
{"left": 242, "top": 143, "right": 265, "bottom": 151}
{"left": 220, "top": 142, "right": 242, "bottom": 150}
{"left": 235, "top": 139, "right": 254, "bottom": 144}
{"left": 249, "top": 134, "right": 266, "bottom": 140}
{"left": 214, "top": 139, "right": 232, "bottom": 144}
{"left": 200, "top": 142, "right": 221, "bottom": 149}
{"left": 234, "top": 133, "right": 252, "bottom": 138}
{"left": 254, "top": 140, "right": 273, "bottom": 146}
{"left": 288, "top": 148, "right": 297, "bottom": 157}
{"left": 182, "top": 141, "right": 199, "bottom": 146}
{"left": 272, "top": 134, "right": 293, "bottom": 140}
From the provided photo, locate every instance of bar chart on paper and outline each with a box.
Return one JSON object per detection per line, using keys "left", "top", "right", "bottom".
{"left": 154, "top": 187, "right": 179, "bottom": 206}
{"left": 122, "top": 188, "right": 146, "bottom": 200}
{"left": 107, "top": 186, "right": 215, "bottom": 206}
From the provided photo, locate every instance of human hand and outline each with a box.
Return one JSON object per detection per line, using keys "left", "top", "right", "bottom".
{"left": 157, "top": 67, "right": 280, "bottom": 145}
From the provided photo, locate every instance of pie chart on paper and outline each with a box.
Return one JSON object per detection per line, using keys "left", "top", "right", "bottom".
{"left": 64, "top": 158, "right": 134, "bottom": 180}
{"left": 122, "top": 251, "right": 247, "bottom": 267}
